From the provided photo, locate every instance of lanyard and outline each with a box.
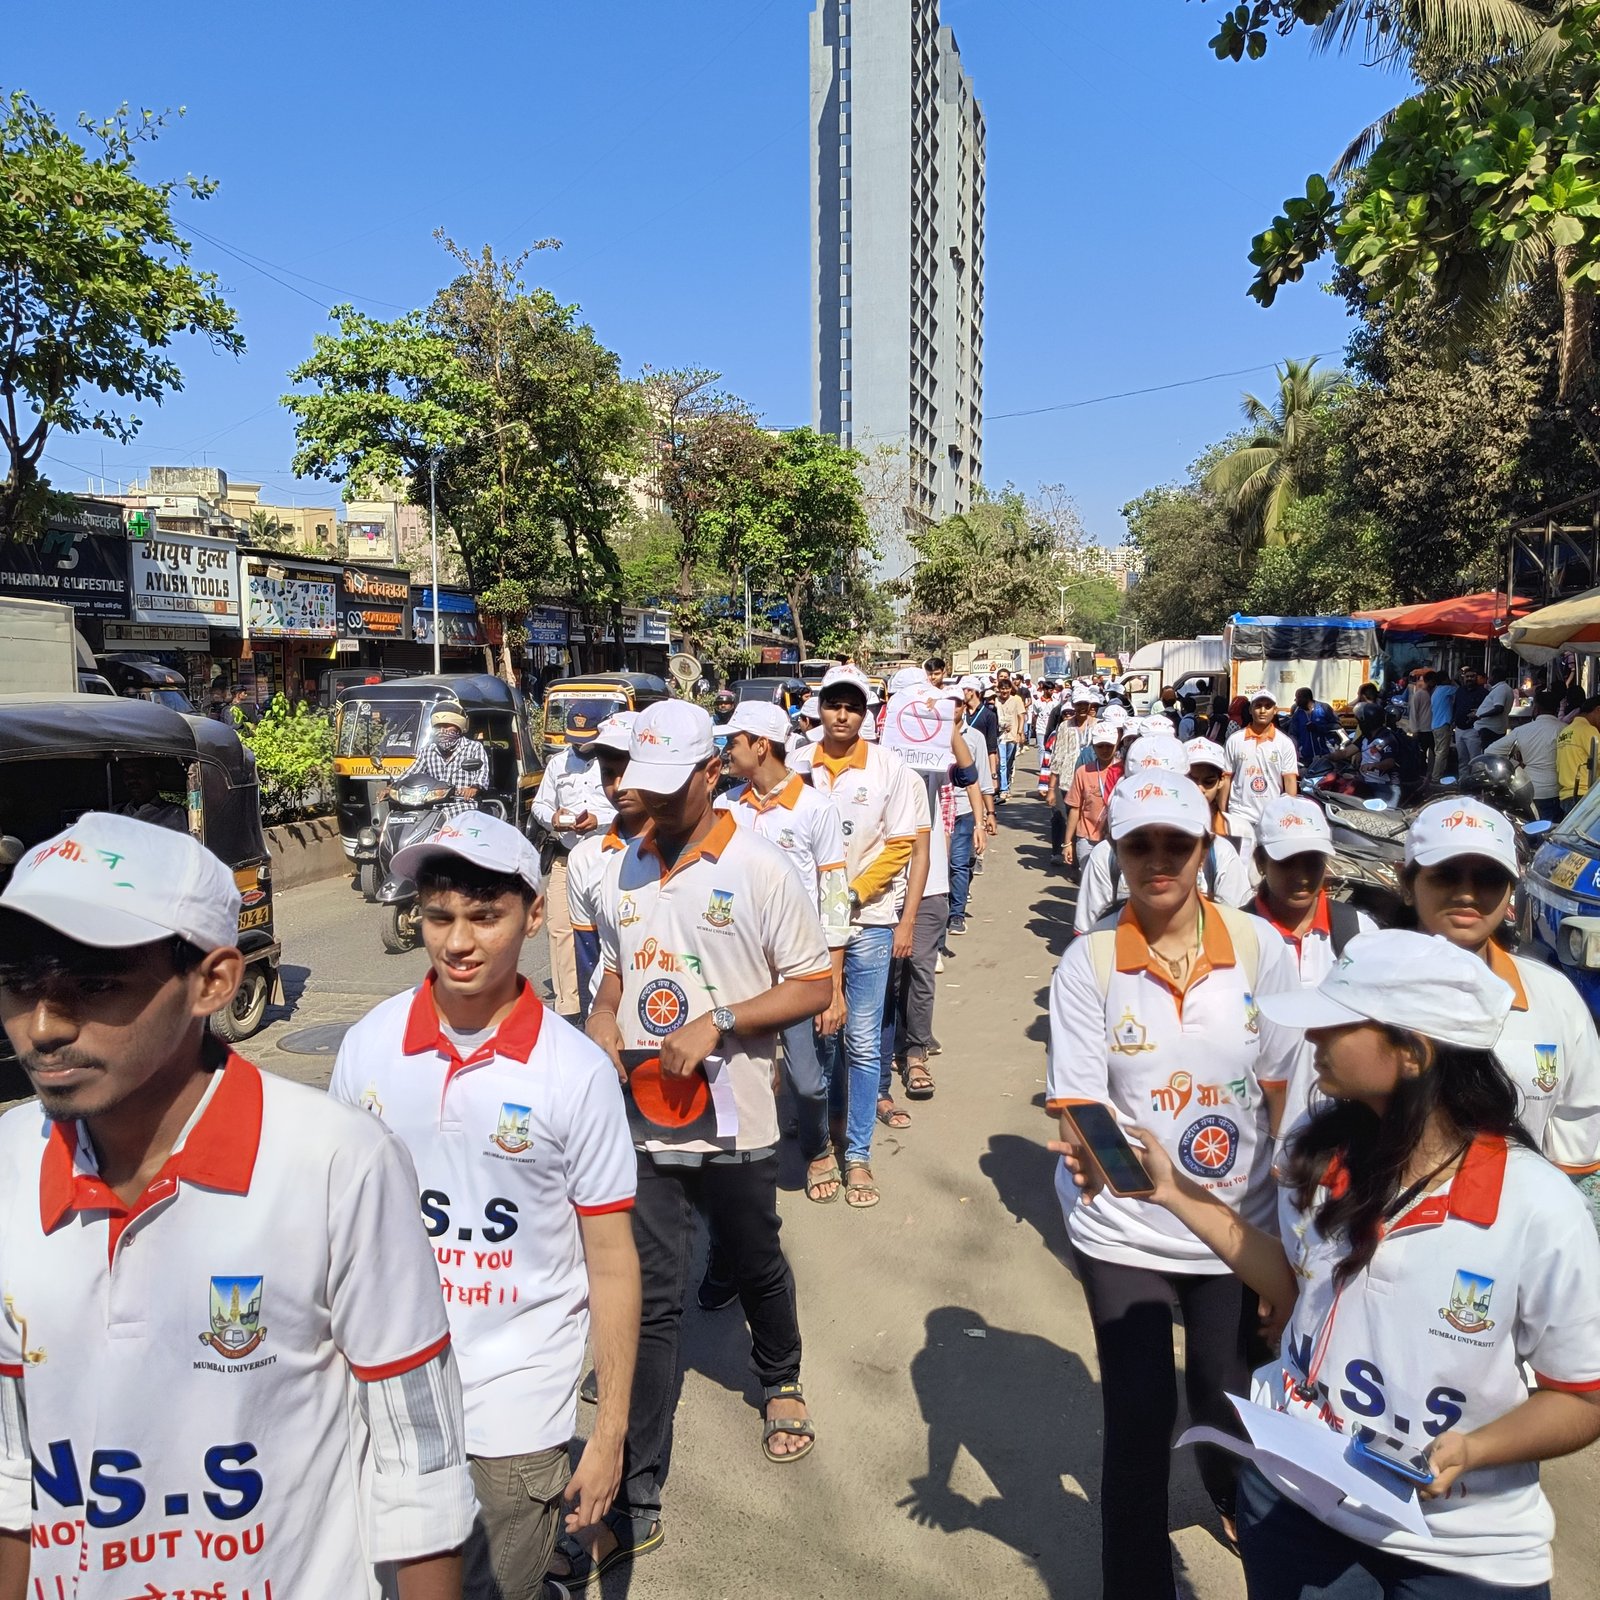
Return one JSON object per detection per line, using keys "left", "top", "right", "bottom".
{"left": 1289, "top": 1141, "right": 1469, "bottom": 1403}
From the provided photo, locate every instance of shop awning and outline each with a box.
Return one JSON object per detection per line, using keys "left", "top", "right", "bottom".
{"left": 1356, "top": 592, "right": 1531, "bottom": 640}
{"left": 1503, "top": 586, "right": 1600, "bottom": 662}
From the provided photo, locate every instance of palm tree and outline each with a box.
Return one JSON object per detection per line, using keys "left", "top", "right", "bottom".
{"left": 246, "top": 507, "right": 294, "bottom": 549}
{"left": 1204, "top": 357, "right": 1344, "bottom": 549}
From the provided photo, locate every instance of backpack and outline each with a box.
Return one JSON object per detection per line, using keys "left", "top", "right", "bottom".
{"left": 1326, "top": 897, "right": 1363, "bottom": 959}
{"left": 1084, "top": 899, "right": 1261, "bottom": 998}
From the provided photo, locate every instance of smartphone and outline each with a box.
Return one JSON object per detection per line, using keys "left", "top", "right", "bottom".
{"left": 1351, "top": 1432, "right": 1435, "bottom": 1487}
{"left": 1063, "top": 1102, "right": 1155, "bottom": 1198}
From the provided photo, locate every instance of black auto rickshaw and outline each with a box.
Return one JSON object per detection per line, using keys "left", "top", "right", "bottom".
{"left": 334, "top": 674, "right": 543, "bottom": 901}
{"left": 0, "top": 694, "right": 282, "bottom": 1048}
{"left": 540, "top": 672, "right": 670, "bottom": 750}
{"left": 732, "top": 676, "right": 810, "bottom": 714}
{"left": 95, "top": 654, "right": 197, "bottom": 712}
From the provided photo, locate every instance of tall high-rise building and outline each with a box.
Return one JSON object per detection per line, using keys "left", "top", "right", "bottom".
{"left": 810, "top": 0, "right": 986, "bottom": 579}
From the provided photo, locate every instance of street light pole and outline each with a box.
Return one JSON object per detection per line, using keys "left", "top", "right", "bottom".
{"left": 428, "top": 453, "right": 441, "bottom": 675}
{"left": 1058, "top": 584, "right": 1069, "bottom": 631}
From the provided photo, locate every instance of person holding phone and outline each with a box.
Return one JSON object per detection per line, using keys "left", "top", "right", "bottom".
{"left": 1048, "top": 772, "right": 1300, "bottom": 1599}
{"left": 1059, "top": 930, "right": 1600, "bottom": 1598}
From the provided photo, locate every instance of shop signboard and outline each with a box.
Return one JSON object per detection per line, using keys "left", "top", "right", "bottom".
{"left": 247, "top": 571, "right": 338, "bottom": 638}
{"left": 102, "top": 623, "right": 210, "bottom": 648}
{"left": 128, "top": 529, "right": 241, "bottom": 630}
{"left": 338, "top": 565, "right": 410, "bottom": 641}
{"left": 0, "top": 499, "right": 131, "bottom": 619}
{"left": 527, "top": 605, "right": 570, "bottom": 647}
{"left": 623, "top": 608, "right": 671, "bottom": 646}
{"left": 414, "top": 586, "right": 486, "bottom": 648}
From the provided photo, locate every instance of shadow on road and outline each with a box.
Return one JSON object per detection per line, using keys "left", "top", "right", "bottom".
{"left": 266, "top": 962, "right": 311, "bottom": 1027}
{"left": 901, "top": 1306, "right": 1100, "bottom": 1597}
{"left": 980, "top": 1131, "right": 1074, "bottom": 1270}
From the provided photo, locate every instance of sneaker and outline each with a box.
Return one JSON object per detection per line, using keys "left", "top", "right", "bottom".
{"left": 948, "top": 915, "right": 968, "bottom": 936}
{"left": 935, "top": 952, "right": 945, "bottom": 974}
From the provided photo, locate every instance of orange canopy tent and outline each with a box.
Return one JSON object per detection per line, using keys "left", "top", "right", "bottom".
{"left": 1356, "top": 592, "right": 1532, "bottom": 640}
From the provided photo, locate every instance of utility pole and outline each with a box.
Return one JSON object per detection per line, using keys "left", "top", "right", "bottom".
{"left": 428, "top": 454, "right": 441, "bottom": 675}
{"left": 1057, "top": 583, "right": 1070, "bottom": 631}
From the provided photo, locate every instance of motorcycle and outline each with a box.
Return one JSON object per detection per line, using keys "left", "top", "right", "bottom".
{"left": 372, "top": 754, "right": 505, "bottom": 953}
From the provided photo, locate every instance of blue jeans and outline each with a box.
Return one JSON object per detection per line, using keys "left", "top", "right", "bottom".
{"left": 781, "top": 1014, "right": 829, "bottom": 1163}
{"left": 998, "top": 740, "right": 1018, "bottom": 794}
{"left": 1236, "top": 1463, "right": 1549, "bottom": 1598}
{"left": 817, "top": 925, "right": 894, "bottom": 1166}
{"left": 948, "top": 812, "right": 976, "bottom": 920}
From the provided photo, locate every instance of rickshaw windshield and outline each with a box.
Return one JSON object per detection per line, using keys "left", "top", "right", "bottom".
{"left": 336, "top": 699, "right": 424, "bottom": 760}
{"left": 1556, "top": 784, "right": 1600, "bottom": 846}
{"left": 545, "top": 693, "right": 625, "bottom": 738}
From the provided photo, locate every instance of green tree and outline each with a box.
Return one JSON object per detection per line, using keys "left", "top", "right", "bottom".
{"left": 1063, "top": 577, "right": 1127, "bottom": 651}
{"left": 245, "top": 508, "right": 293, "bottom": 550}
{"left": 1203, "top": 1, "right": 1549, "bottom": 67}
{"left": 1244, "top": 492, "right": 1396, "bottom": 612}
{"left": 0, "top": 93, "right": 242, "bottom": 542}
{"left": 1203, "top": 357, "right": 1344, "bottom": 547}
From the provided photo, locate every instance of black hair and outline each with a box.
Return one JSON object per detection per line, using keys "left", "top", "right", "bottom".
{"left": 1281, "top": 1031, "right": 1534, "bottom": 1285}
{"left": 1582, "top": 695, "right": 1600, "bottom": 716}
{"left": 924, "top": 657, "right": 946, "bottom": 672}
{"left": 416, "top": 857, "right": 537, "bottom": 909}
{"left": 1535, "top": 687, "right": 1563, "bottom": 716}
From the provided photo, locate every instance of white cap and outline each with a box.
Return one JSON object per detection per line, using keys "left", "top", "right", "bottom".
{"left": 1247, "top": 688, "right": 1278, "bottom": 707}
{"left": 1404, "top": 797, "right": 1518, "bottom": 879}
{"left": 1107, "top": 772, "right": 1212, "bottom": 842}
{"left": 1122, "top": 734, "right": 1190, "bottom": 776}
{"left": 1138, "top": 716, "right": 1175, "bottom": 739}
{"left": 588, "top": 711, "right": 636, "bottom": 755}
{"left": 1257, "top": 930, "right": 1514, "bottom": 1050}
{"left": 1184, "top": 737, "right": 1227, "bottom": 773}
{"left": 799, "top": 695, "right": 821, "bottom": 720}
{"left": 819, "top": 664, "right": 872, "bottom": 704}
{"left": 725, "top": 701, "right": 792, "bottom": 744}
{"left": 1101, "top": 704, "right": 1131, "bottom": 726}
{"left": 621, "top": 700, "right": 719, "bottom": 795}
{"left": 889, "top": 666, "right": 929, "bottom": 694}
{"left": 0, "top": 813, "right": 241, "bottom": 952}
{"left": 1088, "top": 721, "right": 1119, "bottom": 747}
{"left": 392, "top": 811, "right": 544, "bottom": 896}
{"left": 935, "top": 682, "right": 964, "bottom": 702}
{"left": 1256, "top": 794, "right": 1335, "bottom": 860}
{"left": 956, "top": 675, "right": 983, "bottom": 694}
{"left": 432, "top": 708, "right": 469, "bottom": 731}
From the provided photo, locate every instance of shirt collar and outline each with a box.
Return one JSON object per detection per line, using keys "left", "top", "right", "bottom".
{"left": 1244, "top": 723, "right": 1279, "bottom": 743}
{"left": 602, "top": 824, "right": 629, "bottom": 852}
{"left": 639, "top": 809, "right": 739, "bottom": 882}
{"left": 1254, "top": 888, "right": 1332, "bottom": 949}
{"left": 40, "top": 1052, "right": 262, "bottom": 1233}
{"left": 1486, "top": 943, "right": 1530, "bottom": 1012}
{"left": 1113, "top": 902, "right": 1236, "bottom": 989}
{"left": 741, "top": 772, "right": 805, "bottom": 813}
{"left": 813, "top": 740, "right": 870, "bottom": 777}
{"left": 401, "top": 972, "right": 544, "bottom": 1064}
{"left": 1335, "top": 1134, "right": 1508, "bottom": 1234}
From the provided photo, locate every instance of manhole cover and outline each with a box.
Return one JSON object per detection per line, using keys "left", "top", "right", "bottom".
{"left": 277, "top": 1023, "right": 353, "bottom": 1056}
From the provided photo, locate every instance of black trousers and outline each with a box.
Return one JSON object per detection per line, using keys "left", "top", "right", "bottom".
{"left": 1072, "top": 1247, "right": 1254, "bottom": 1600}
{"left": 621, "top": 1152, "right": 800, "bottom": 1522}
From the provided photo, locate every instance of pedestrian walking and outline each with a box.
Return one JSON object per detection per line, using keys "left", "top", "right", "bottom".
{"left": 1557, "top": 695, "right": 1600, "bottom": 815}
{"left": 997, "top": 679, "right": 1027, "bottom": 801}
{"left": 532, "top": 707, "right": 617, "bottom": 1018}
{"left": 0, "top": 815, "right": 474, "bottom": 1598}
{"left": 1062, "top": 931, "right": 1600, "bottom": 1599}
{"left": 947, "top": 682, "right": 992, "bottom": 936}
{"left": 1062, "top": 723, "right": 1120, "bottom": 871}
{"left": 717, "top": 700, "right": 851, "bottom": 1203}
{"left": 1224, "top": 691, "right": 1299, "bottom": 830}
{"left": 582, "top": 700, "right": 832, "bottom": 1571}
{"left": 793, "top": 666, "right": 924, "bottom": 1203}
{"left": 963, "top": 675, "right": 1003, "bottom": 812}
{"left": 568, "top": 713, "right": 646, "bottom": 1019}
{"left": 331, "top": 814, "right": 641, "bottom": 1600}
{"left": 1047, "top": 773, "right": 1298, "bottom": 1599}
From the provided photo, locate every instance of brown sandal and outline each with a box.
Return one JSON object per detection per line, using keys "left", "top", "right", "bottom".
{"left": 902, "top": 1058, "right": 935, "bottom": 1099}
{"left": 876, "top": 1096, "right": 911, "bottom": 1129}
{"left": 805, "top": 1155, "right": 842, "bottom": 1204}
{"left": 844, "top": 1163, "right": 880, "bottom": 1209}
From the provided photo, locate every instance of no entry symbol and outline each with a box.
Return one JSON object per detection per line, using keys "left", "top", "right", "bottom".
{"left": 897, "top": 699, "right": 943, "bottom": 743}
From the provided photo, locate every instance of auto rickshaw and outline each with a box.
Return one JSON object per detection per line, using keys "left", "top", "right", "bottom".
{"left": 732, "top": 676, "right": 810, "bottom": 714}
{"left": 0, "top": 694, "right": 282, "bottom": 1047}
{"left": 540, "top": 672, "right": 670, "bottom": 750}
{"left": 95, "top": 654, "right": 197, "bottom": 712}
{"left": 334, "top": 674, "right": 543, "bottom": 901}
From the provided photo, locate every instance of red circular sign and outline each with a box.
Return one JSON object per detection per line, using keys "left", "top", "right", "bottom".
{"left": 896, "top": 699, "right": 943, "bottom": 743}
{"left": 630, "top": 1057, "right": 712, "bottom": 1128}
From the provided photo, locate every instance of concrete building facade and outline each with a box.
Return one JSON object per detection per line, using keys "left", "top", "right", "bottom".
{"left": 810, "top": 0, "right": 986, "bottom": 572}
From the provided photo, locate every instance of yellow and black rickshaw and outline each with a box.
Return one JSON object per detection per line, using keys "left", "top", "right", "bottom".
{"left": 0, "top": 694, "right": 282, "bottom": 1046}
{"left": 334, "top": 674, "right": 543, "bottom": 898}
{"left": 540, "top": 672, "right": 670, "bottom": 750}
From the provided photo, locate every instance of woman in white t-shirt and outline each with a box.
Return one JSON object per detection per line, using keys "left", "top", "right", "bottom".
{"left": 1059, "top": 930, "right": 1600, "bottom": 1598}
{"left": 1048, "top": 771, "right": 1299, "bottom": 1598}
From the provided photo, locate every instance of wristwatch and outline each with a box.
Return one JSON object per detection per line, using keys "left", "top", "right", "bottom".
{"left": 712, "top": 1005, "right": 737, "bottom": 1040}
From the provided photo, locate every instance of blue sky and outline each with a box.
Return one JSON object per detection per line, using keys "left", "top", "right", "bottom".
{"left": 13, "top": 0, "right": 1402, "bottom": 544}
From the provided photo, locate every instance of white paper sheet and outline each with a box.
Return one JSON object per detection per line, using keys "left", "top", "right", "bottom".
{"left": 1175, "top": 1395, "right": 1433, "bottom": 1540}
{"left": 703, "top": 1053, "right": 740, "bottom": 1138}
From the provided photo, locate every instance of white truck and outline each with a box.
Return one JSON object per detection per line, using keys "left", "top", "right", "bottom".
{"left": 1116, "top": 636, "right": 1226, "bottom": 714}
{"left": 0, "top": 596, "right": 94, "bottom": 693}
{"left": 1225, "top": 614, "right": 1378, "bottom": 711}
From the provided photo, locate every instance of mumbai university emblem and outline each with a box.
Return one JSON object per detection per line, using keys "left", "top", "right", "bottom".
{"left": 201, "top": 1276, "right": 267, "bottom": 1359}
{"left": 492, "top": 1102, "right": 533, "bottom": 1155}
{"left": 704, "top": 889, "right": 735, "bottom": 928}
{"left": 1110, "top": 1009, "right": 1155, "bottom": 1056}
{"left": 1533, "top": 1044, "right": 1560, "bottom": 1095}
{"left": 1441, "top": 1269, "right": 1496, "bottom": 1335}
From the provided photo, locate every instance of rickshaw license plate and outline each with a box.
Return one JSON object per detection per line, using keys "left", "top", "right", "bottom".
{"left": 238, "top": 905, "right": 271, "bottom": 931}
{"left": 1549, "top": 852, "right": 1591, "bottom": 891}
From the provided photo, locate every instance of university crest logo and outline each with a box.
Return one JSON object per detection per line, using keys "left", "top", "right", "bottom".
{"left": 1110, "top": 1009, "right": 1156, "bottom": 1056}
{"left": 704, "top": 890, "right": 735, "bottom": 928}
{"left": 201, "top": 1276, "right": 268, "bottom": 1359}
{"left": 1442, "top": 1269, "right": 1495, "bottom": 1335}
{"left": 1533, "top": 1044, "right": 1560, "bottom": 1095}
{"left": 492, "top": 1102, "right": 533, "bottom": 1155}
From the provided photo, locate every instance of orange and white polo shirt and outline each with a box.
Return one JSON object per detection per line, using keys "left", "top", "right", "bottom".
{"left": 596, "top": 811, "right": 832, "bottom": 1151}
{"left": 1224, "top": 726, "right": 1299, "bottom": 826}
{"left": 569, "top": 823, "right": 633, "bottom": 1005}
{"left": 329, "top": 977, "right": 635, "bottom": 1456}
{"left": 0, "top": 1055, "right": 469, "bottom": 1598}
{"left": 717, "top": 772, "right": 850, "bottom": 946}
{"left": 1266, "top": 1136, "right": 1600, "bottom": 1586}
{"left": 1048, "top": 904, "right": 1300, "bottom": 1270}
{"left": 790, "top": 739, "right": 923, "bottom": 928}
